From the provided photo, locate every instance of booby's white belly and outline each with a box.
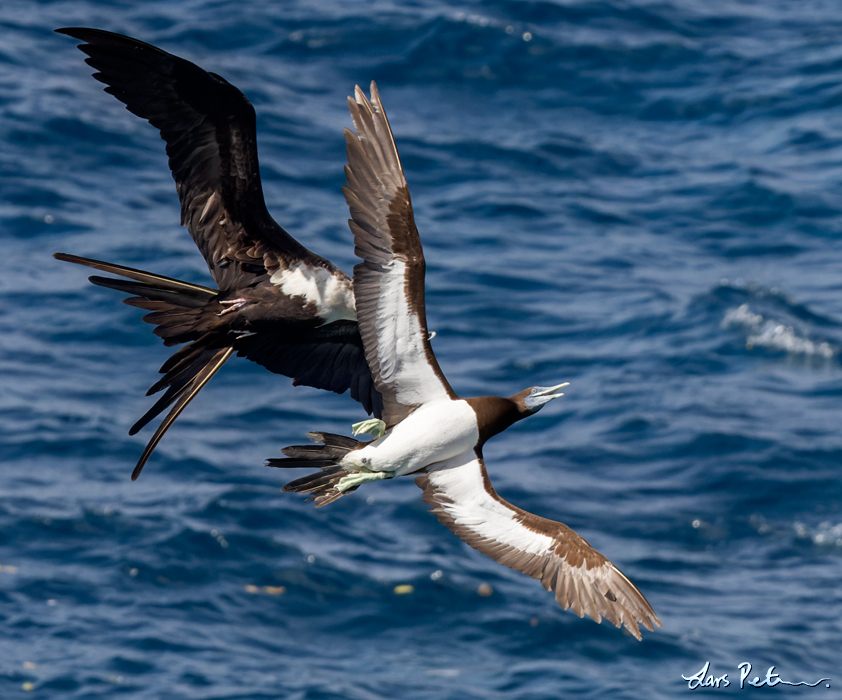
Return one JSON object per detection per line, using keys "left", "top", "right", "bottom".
{"left": 343, "top": 399, "right": 479, "bottom": 477}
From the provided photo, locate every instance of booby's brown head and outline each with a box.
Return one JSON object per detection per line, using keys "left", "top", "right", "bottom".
{"left": 466, "top": 382, "right": 569, "bottom": 449}
{"left": 512, "top": 382, "right": 569, "bottom": 416}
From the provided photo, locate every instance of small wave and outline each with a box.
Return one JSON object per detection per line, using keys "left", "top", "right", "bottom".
{"left": 794, "top": 521, "right": 842, "bottom": 548}
{"left": 722, "top": 303, "right": 835, "bottom": 359}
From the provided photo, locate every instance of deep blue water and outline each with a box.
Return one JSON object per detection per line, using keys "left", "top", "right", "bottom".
{"left": 3, "top": 1, "right": 842, "bottom": 697}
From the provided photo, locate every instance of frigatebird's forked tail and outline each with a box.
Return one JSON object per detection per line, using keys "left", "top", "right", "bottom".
{"left": 54, "top": 253, "right": 233, "bottom": 480}
{"left": 56, "top": 28, "right": 383, "bottom": 477}
{"left": 54, "top": 251, "right": 380, "bottom": 480}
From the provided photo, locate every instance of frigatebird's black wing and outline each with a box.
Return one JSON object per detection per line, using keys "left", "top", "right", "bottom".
{"left": 55, "top": 29, "right": 384, "bottom": 476}
{"left": 56, "top": 27, "right": 336, "bottom": 292}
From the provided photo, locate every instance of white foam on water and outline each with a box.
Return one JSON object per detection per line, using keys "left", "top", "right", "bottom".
{"left": 722, "top": 303, "right": 835, "bottom": 359}
{"left": 793, "top": 521, "right": 842, "bottom": 547}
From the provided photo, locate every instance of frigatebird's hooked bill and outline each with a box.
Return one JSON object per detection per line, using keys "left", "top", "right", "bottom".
{"left": 55, "top": 28, "right": 381, "bottom": 479}
{"left": 272, "top": 84, "right": 661, "bottom": 639}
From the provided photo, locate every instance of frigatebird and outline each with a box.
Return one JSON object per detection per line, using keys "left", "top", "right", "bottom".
{"left": 56, "top": 28, "right": 381, "bottom": 479}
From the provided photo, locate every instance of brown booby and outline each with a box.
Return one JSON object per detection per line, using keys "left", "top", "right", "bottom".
{"left": 272, "top": 85, "right": 661, "bottom": 640}
{"left": 55, "top": 28, "right": 381, "bottom": 479}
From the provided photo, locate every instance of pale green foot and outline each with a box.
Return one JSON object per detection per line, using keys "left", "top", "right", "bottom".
{"left": 351, "top": 418, "right": 386, "bottom": 439}
{"left": 336, "top": 470, "right": 388, "bottom": 492}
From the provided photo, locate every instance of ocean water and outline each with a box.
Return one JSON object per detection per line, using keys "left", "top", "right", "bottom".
{"left": 2, "top": 0, "right": 842, "bottom": 697}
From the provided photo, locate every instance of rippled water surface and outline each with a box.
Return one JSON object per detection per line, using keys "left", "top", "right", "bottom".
{"left": 3, "top": 1, "right": 842, "bottom": 697}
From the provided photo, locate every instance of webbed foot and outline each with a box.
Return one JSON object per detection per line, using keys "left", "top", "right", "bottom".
{"left": 351, "top": 418, "right": 386, "bottom": 439}
{"left": 336, "top": 470, "right": 387, "bottom": 492}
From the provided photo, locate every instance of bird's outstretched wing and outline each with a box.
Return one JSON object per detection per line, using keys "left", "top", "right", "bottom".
{"left": 343, "top": 83, "right": 455, "bottom": 426}
{"left": 416, "top": 452, "right": 661, "bottom": 640}
{"left": 56, "top": 27, "right": 338, "bottom": 293}
{"left": 56, "top": 29, "right": 383, "bottom": 475}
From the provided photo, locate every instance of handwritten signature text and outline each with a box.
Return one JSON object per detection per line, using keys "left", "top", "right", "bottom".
{"left": 682, "top": 662, "right": 830, "bottom": 690}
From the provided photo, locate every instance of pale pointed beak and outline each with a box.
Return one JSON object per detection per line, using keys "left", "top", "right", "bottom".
{"left": 524, "top": 382, "right": 569, "bottom": 412}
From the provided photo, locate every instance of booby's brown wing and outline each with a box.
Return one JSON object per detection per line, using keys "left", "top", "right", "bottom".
{"left": 416, "top": 453, "right": 661, "bottom": 640}
{"left": 57, "top": 27, "right": 338, "bottom": 293}
{"left": 343, "top": 83, "right": 455, "bottom": 426}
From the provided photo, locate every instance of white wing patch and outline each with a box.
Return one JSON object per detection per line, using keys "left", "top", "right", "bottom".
{"left": 270, "top": 263, "right": 356, "bottom": 323}
{"left": 370, "top": 259, "right": 445, "bottom": 407}
{"left": 425, "top": 453, "right": 555, "bottom": 556}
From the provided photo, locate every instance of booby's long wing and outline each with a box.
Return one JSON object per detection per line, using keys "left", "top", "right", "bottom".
{"left": 343, "top": 84, "right": 455, "bottom": 426}
{"left": 56, "top": 27, "right": 336, "bottom": 293}
{"left": 416, "top": 453, "right": 661, "bottom": 640}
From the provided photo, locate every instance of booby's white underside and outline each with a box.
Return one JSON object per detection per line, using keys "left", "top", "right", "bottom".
{"left": 343, "top": 398, "right": 479, "bottom": 477}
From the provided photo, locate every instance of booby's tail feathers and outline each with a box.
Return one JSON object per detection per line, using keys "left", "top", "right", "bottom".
{"left": 55, "top": 253, "right": 234, "bottom": 479}
{"left": 280, "top": 468, "right": 355, "bottom": 507}
{"left": 269, "top": 432, "right": 365, "bottom": 507}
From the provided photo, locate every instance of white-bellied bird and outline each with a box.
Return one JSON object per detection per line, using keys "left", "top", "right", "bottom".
{"left": 271, "top": 84, "right": 661, "bottom": 640}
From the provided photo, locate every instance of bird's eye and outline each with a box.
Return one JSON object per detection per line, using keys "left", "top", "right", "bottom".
{"left": 361, "top": 457, "right": 369, "bottom": 465}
